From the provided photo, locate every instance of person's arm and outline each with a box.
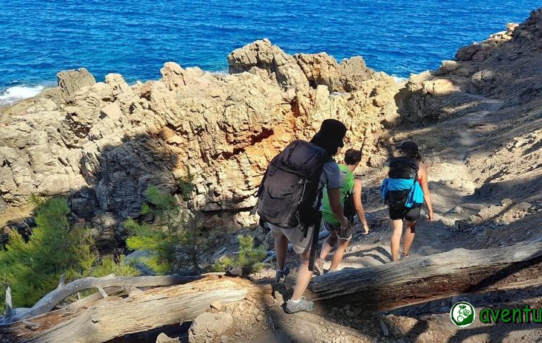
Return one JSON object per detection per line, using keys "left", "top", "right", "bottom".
{"left": 328, "top": 188, "right": 349, "bottom": 228}
{"left": 353, "top": 179, "right": 369, "bottom": 234}
{"left": 419, "top": 165, "right": 434, "bottom": 221}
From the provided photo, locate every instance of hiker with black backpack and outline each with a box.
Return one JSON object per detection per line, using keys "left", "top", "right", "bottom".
{"left": 314, "top": 148, "right": 370, "bottom": 274}
{"left": 380, "top": 141, "right": 434, "bottom": 262}
{"left": 254, "top": 119, "right": 348, "bottom": 314}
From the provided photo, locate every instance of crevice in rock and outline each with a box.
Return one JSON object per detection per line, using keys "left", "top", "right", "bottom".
{"left": 220, "top": 128, "right": 274, "bottom": 160}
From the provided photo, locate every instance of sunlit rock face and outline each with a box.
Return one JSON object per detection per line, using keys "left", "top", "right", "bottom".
{"left": 0, "top": 39, "right": 400, "bottom": 228}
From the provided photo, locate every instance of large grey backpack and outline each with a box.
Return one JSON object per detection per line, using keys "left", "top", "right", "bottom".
{"left": 255, "top": 140, "right": 329, "bottom": 229}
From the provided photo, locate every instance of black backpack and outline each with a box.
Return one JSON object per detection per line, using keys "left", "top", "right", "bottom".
{"left": 386, "top": 157, "right": 419, "bottom": 209}
{"left": 255, "top": 140, "right": 329, "bottom": 228}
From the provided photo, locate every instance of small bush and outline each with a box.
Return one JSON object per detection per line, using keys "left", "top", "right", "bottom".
{"left": 211, "top": 235, "right": 266, "bottom": 274}
{"left": 178, "top": 174, "right": 195, "bottom": 202}
{"left": 126, "top": 185, "right": 205, "bottom": 274}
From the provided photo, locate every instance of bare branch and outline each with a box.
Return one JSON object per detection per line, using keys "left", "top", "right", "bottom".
{"left": 7, "top": 274, "right": 200, "bottom": 323}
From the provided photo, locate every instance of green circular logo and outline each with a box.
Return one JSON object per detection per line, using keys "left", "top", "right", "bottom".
{"left": 450, "top": 302, "right": 476, "bottom": 327}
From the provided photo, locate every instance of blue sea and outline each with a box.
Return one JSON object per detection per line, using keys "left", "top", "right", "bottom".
{"left": 0, "top": 0, "right": 540, "bottom": 105}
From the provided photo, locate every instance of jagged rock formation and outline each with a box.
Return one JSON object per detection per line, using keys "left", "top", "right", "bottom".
{"left": 0, "top": 39, "right": 400, "bottom": 238}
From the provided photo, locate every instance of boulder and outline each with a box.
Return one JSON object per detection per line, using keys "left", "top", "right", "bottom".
{"left": 57, "top": 68, "right": 96, "bottom": 103}
{"left": 188, "top": 312, "right": 233, "bottom": 343}
{"left": 156, "top": 333, "right": 179, "bottom": 343}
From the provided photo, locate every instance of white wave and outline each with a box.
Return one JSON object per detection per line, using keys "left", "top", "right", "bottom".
{"left": 393, "top": 76, "right": 408, "bottom": 84}
{"left": 0, "top": 85, "right": 46, "bottom": 107}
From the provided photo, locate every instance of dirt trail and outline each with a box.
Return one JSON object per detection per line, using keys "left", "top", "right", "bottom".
{"left": 319, "top": 94, "right": 505, "bottom": 271}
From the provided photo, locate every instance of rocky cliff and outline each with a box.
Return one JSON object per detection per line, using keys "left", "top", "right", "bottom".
{"left": 0, "top": 39, "right": 399, "bottom": 240}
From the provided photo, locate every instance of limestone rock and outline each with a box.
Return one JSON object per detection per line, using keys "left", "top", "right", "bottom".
{"left": 403, "top": 8, "right": 542, "bottom": 122}
{"left": 57, "top": 68, "right": 96, "bottom": 103}
{"left": 0, "top": 39, "right": 399, "bottom": 230}
{"left": 188, "top": 312, "right": 233, "bottom": 343}
{"left": 160, "top": 62, "right": 186, "bottom": 90}
{"left": 156, "top": 333, "right": 180, "bottom": 343}
{"left": 210, "top": 301, "right": 222, "bottom": 311}
{"left": 227, "top": 39, "right": 309, "bottom": 91}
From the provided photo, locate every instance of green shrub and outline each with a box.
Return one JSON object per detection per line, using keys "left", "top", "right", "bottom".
{"left": 0, "top": 197, "right": 139, "bottom": 312}
{"left": 211, "top": 235, "right": 266, "bottom": 274}
{"left": 178, "top": 174, "right": 195, "bottom": 202}
{"left": 211, "top": 256, "right": 234, "bottom": 272}
{"left": 126, "top": 185, "right": 205, "bottom": 274}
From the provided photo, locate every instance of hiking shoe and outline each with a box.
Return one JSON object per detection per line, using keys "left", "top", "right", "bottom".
{"left": 285, "top": 297, "right": 315, "bottom": 314}
{"left": 275, "top": 266, "right": 290, "bottom": 284}
{"left": 314, "top": 258, "right": 324, "bottom": 276}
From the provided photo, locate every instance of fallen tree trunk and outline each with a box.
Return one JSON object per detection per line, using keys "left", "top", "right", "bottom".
{"left": 6, "top": 274, "right": 200, "bottom": 323}
{"left": 310, "top": 241, "right": 542, "bottom": 311}
{"left": 2, "top": 276, "right": 253, "bottom": 343}
{"left": 5, "top": 242, "right": 542, "bottom": 342}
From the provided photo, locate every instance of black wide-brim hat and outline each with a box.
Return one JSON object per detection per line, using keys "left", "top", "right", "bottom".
{"left": 396, "top": 140, "right": 419, "bottom": 153}
{"left": 313, "top": 119, "right": 347, "bottom": 147}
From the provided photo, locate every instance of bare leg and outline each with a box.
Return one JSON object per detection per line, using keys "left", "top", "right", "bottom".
{"left": 403, "top": 221, "right": 417, "bottom": 256}
{"left": 274, "top": 234, "right": 288, "bottom": 270}
{"left": 291, "top": 249, "right": 313, "bottom": 301}
{"left": 319, "top": 232, "right": 338, "bottom": 260}
{"left": 329, "top": 239, "right": 350, "bottom": 270}
{"left": 390, "top": 219, "right": 403, "bottom": 262}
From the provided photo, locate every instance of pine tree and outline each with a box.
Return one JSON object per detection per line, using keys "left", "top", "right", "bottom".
{"left": 212, "top": 235, "right": 267, "bottom": 274}
{"left": 126, "top": 180, "right": 206, "bottom": 275}
{"left": 0, "top": 197, "right": 139, "bottom": 312}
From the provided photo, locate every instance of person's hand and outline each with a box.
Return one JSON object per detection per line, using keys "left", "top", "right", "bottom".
{"left": 427, "top": 211, "right": 435, "bottom": 222}
{"left": 362, "top": 223, "right": 370, "bottom": 235}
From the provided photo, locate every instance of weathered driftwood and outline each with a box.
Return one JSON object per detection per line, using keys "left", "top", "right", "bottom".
{"left": 5, "top": 242, "right": 542, "bottom": 342}
{"left": 4, "top": 287, "right": 12, "bottom": 320}
{"left": 310, "top": 241, "right": 542, "bottom": 311}
{"left": 7, "top": 274, "right": 200, "bottom": 323}
{"left": 2, "top": 276, "right": 252, "bottom": 343}
{"left": 63, "top": 286, "right": 125, "bottom": 312}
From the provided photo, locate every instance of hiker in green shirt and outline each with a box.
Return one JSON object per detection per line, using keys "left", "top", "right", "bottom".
{"left": 315, "top": 149, "right": 370, "bottom": 274}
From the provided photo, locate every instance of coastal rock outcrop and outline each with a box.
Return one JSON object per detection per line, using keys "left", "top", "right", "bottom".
{"left": 0, "top": 40, "right": 400, "bottom": 238}
{"left": 400, "top": 8, "right": 542, "bottom": 122}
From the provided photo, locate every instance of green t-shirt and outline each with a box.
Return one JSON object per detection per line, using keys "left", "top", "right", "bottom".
{"left": 322, "top": 164, "right": 355, "bottom": 224}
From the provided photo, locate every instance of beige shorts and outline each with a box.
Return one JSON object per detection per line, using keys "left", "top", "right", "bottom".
{"left": 269, "top": 223, "right": 315, "bottom": 254}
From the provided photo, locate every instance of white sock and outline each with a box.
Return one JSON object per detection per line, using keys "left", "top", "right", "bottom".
{"left": 291, "top": 298, "right": 301, "bottom": 304}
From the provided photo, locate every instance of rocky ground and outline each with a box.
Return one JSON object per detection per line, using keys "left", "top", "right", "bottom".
{"left": 209, "top": 8, "right": 542, "bottom": 343}
{"left": 1, "top": 7, "right": 542, "bottom": 343}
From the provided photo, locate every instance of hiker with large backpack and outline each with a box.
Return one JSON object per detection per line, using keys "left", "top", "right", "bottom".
{"left": 314, "top": 148, "right": 370, "bottom": 274}
{"left": 380, "top": 141, "right": 434, "bottom": 262}
{"left": 255, "top": 119, "right": 348, "bottom": 314}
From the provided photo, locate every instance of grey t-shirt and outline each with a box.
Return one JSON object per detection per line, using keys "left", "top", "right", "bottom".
{"left": 317, "top": 160, "right": 341, "bottom": 206}
{"left": 320, "top": 160, "right": 341, "bottom": 190}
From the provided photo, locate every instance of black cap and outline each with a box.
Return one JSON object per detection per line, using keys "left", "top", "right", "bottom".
{"left": 397, "top": 140, "right": 419, "bottom": 153}
{"left": 314, "top": 119, "right": 347, "bottom": 147}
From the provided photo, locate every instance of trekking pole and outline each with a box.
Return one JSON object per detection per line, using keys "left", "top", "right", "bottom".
{"left": 308, "top": 211, "right": 323, "bottom": 272}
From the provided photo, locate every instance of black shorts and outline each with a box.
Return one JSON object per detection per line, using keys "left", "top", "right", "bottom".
{"left": 389, "top": 206, "right": 421, "bottom": 222}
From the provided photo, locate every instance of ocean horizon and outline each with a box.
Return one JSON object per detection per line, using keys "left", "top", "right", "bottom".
{"left": 0, "top": 0, "right": 540, "bottom": 106}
